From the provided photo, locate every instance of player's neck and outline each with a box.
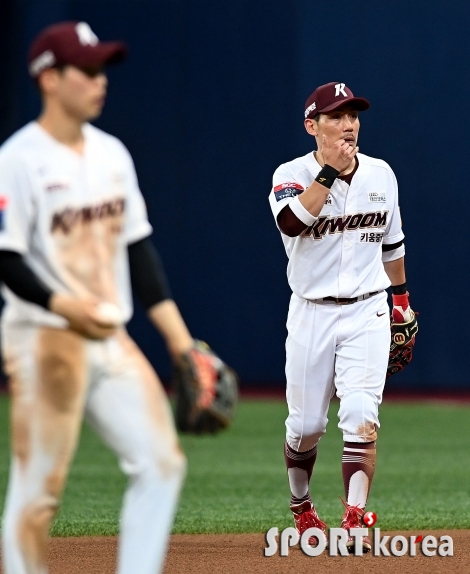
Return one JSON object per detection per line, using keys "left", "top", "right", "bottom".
{"left": 314, "top": 151, "right": 356, "bottom": 176}
{"left": 37, "top": 106, "right": 85, "bottom": 155}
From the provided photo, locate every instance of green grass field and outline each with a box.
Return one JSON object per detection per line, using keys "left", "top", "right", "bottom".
{"left": 0, "top": 396, "right": 468, "bottom": 536}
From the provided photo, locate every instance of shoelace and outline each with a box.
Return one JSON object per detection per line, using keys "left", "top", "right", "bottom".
{"left": 312, "top": 512, "right": 327, "bottom": 531}
{"left": 340, "top": 496, "right": 364, "bottom": 528}
{"left": 297, "top": 507, "right": 327, "bottom": 531}
{"left": 294, "top": 504, "right": 327, "bottom": 530}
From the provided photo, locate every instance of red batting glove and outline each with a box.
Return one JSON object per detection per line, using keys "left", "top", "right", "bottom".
{"left": 392, "top": 292, "right": 413, "bottom": 323}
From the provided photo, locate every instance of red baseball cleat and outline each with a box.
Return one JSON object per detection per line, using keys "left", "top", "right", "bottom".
{"left": 340, "top": 497, "right": 372, "bottom": 553}
{"left": 290, "top": 500, "right": 328, "bottom": 546}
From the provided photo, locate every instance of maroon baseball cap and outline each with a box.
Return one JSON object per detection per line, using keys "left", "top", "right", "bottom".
{"left": 28, "top": 21, "right": 127, "bottom": 78}
{"left": 304, "top": 82, "right": 369, "bottom": 119}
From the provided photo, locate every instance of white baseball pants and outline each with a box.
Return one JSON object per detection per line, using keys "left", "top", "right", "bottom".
{"left": 1, "top": 324, "right": 186, "bottom": 574}
{"left": 285, "top": 292, "right": 390, "bottom": 451}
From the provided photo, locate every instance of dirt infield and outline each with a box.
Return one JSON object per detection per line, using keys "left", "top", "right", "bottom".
{"left": 0, "top": 531, "right": 465, "bottom": 573}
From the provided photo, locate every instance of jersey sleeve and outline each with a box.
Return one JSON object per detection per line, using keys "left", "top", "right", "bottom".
{"left": 268, "top": 164, "right": 317, "bottom": 230}
{"left": 382, "top": 168, "right": 405, "bottom": 262}
{"left": 383, "top": 169, "right": 405, "bottom": 245}
{"left": 0, "top": 154, "right": 35, "bottom": 254}
{"left": 120, "top": 146, "right": 153, "bottom": 244}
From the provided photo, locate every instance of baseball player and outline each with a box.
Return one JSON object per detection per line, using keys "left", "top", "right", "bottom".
{"left": 0, "top": 21, "right": 214, "bottom": 574}
{"left": 269, "top": 81, "right": 416, "bottom": 551}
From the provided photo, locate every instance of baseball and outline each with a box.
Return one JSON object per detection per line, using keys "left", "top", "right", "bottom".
{"left": 94, "top": 302, "right": 123, "bottom": 326}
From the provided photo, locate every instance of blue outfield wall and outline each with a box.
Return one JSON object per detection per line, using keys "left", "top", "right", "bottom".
{"left": 0, "top": 0, "right": 469, "bottom": 390}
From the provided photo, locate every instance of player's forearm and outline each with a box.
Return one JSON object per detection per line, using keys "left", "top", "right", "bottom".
{"left": 298, "top": 180, "right": 332, "bottom": 217}
{"left": 147, "top": 299, "right": 193, "bottom": 357}
{"left": 298, "top": 139, "right": 358, "bottom": 217}
{"left": 299, "top": 160, "right": 347, "bottom": 217}
{"left": 383, "top": 257, "right": 406, "bottom": 286}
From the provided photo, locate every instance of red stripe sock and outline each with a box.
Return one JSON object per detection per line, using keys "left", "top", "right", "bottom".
{"left": 284, "top": 442, "right": 318, "bottom": 506}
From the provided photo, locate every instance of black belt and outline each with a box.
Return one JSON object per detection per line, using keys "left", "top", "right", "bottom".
{"left": 320, "top": 291, "right": 382, "bottom": 305}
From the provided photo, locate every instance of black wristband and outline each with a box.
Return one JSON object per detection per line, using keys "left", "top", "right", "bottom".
{"left": 391, "top": 282, "right": 407, "bottom": 295}
{"left": 315, "top": 164, "right": 340, "bottom": 189}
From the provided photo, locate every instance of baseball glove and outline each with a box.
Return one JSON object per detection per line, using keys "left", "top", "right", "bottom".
{"left": 387, "top": 311, "right": 418, "bottom": 378}
{"left": 173, "top": 340, "right": 238, "bottom": 433}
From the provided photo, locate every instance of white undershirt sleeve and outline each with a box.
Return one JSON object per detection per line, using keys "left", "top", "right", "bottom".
{"left": 269, "top": 164, "right": 312, "bottom": 230}
{"left": 382, "top": 168, "right": 405, "bottom": 247}
{"left": 382, "top": 244, "right": 405, "bottom": 262}
{"left": 382, "top": 168, "right": 405, "bottom": 262}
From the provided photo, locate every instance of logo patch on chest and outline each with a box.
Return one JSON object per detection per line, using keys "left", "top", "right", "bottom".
{"left": 368, "top": 192, "right": 386, "bottom": 203}
{"left": 44, "top": 179, "right": 70, "bottom": 193}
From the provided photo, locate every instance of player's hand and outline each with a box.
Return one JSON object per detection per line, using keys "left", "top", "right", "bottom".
{"left": 320, "top": 134, "right": 358, "bottom": 174}
{"left": 49, "top": 293, "right": 118, "bottom": 340}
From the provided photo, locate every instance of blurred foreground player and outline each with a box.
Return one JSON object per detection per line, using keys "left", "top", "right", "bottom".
{"left": 0, "top": 21, "right": 235, "bottom": 574}
{"left": 268, "top": 82, "right": 417, "bottom": 552}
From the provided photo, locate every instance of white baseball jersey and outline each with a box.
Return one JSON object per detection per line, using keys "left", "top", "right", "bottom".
{"left": 0, "top": 121, "right": 152, "bottom": 327}
{"left": 269, "top": 151, "right": 404, "bottom": 300}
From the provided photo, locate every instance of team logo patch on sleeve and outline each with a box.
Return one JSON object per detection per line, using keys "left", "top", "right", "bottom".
{"left": 0, "top": 195, "right": 8, "bottom": 231}
{"left": 274, "top": 182, "right": 304, "bottom": 202}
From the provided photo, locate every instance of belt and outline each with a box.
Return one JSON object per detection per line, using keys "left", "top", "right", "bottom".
{"left": 316, "top": 291, "right": 383, "bottom": 305}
